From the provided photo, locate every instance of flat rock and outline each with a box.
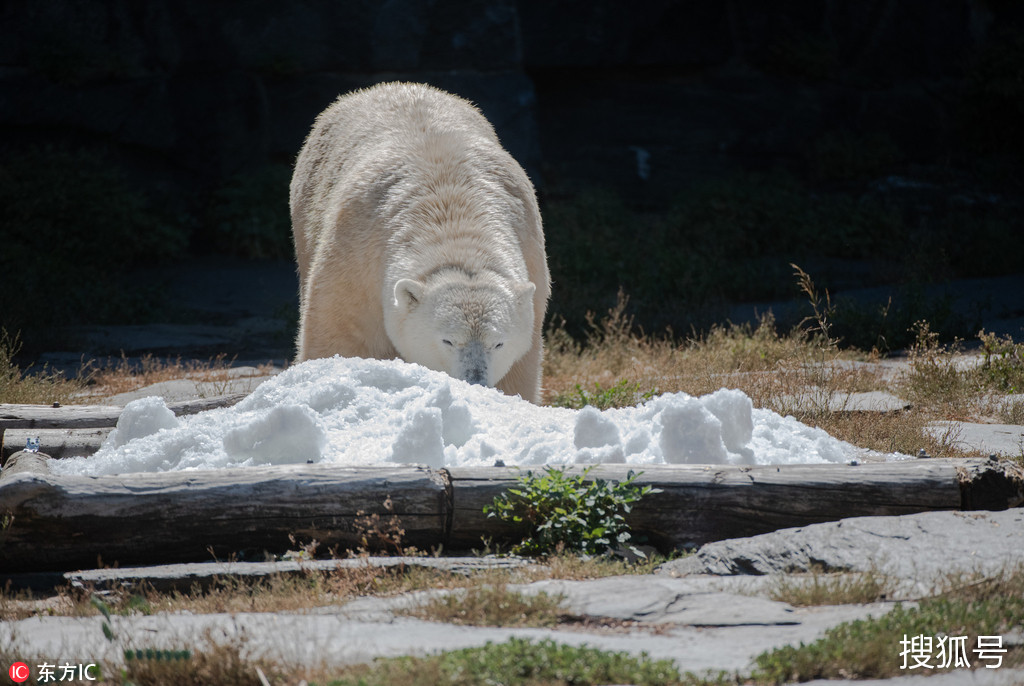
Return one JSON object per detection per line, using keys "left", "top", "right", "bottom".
{"left": 781, "top": 389, "right": 911, "bottom": 414}
{"left": 2, "top": 579, "right": 892, "bottom": 676}
{"left": 57, "top": 556, "right": 532, "bottom": 593}
{"left": 927, "top": 421, "right": 1024, "bottom": 457}
{"left": 660, "top": 508, "right": 1024, "bottom": 595}
{"left": 103, "top": 368, "right": 279, "bottom": 406}
{"left": 522, "top": 575, "right": 799, "bottom": 626}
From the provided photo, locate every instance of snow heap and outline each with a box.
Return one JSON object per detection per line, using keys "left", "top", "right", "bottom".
{"left": 51, "top": 356, "right": 893, "bottom": 476}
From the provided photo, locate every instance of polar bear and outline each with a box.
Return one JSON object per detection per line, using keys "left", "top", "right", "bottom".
{"left": 290, "top": 82, "right": 550, "bottom": 403}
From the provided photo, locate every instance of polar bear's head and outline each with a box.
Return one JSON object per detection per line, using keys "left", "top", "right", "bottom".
{"left": 388, "top": 275, "right": 535, "bottom": 388}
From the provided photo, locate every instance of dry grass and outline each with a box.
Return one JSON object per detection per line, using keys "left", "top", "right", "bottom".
{"left": 77, "top": 352, "right": 274, "bottom": 401}
{"left": 0, "top": 333, "right": 276, "bottom": 405}
{"left": 541, "top": 288, "right": 978, "bottom": 457}
{"left": 402, "top": 582, "right": 566, "bottom": 628}
{"left": 768, "top": 567, "right": 897, "bottom": 606}
{"left": 0, "top": 330, "right": 86, "bottom": 405}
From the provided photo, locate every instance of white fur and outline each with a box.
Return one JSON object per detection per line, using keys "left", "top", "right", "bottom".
{"left": 290, "top": 82, "right": 550, "bottom": 402}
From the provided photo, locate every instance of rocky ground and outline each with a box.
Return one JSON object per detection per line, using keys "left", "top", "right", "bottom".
{"left": 4, "top": 509, "right": 1023, "bottom": 683}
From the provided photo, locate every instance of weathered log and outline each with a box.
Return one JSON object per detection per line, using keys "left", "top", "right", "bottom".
{"left": 2, "top": 428, "right": 111, "bottom": 463}
{"left": 444, "top": 459, "right": 1024, "bottom": 550}
{"left": 0, "top": 464, "right": 449, "bottom": 574}
{"left": 0, "top": 395, "right": 247, "bottom": 466}
{"left": 0, "top": 393, "right": 247, "bottom": 432}
{"left": 0, "top": 403, "right": 124, "bottom": 431}
{"left": 0, "top": 459, "right": 1020, "bottom": 574}
{"left": 0, "top": 451, "right": 52, "bottom": 480}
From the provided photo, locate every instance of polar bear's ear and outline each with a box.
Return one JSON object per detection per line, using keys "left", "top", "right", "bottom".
{"left": 513, "top": 281, "right": 536, "bottom": 312}
{"left": 513, "top": 281, "right": 536, "bottom": 303}
{"left": 394, "top": 279, "right": 425, "bottom": 310}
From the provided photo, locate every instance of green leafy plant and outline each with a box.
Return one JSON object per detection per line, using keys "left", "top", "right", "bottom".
{"left": 483, "top": 466, "right": 658, "bottom": 556}
{"left": 0, "top": 145, "right": 184, "bottom": 346}
{"left": 207, "top": 163, "right": 292, "bottom": 259}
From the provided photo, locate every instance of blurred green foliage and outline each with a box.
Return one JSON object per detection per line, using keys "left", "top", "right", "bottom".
{"left": 552, "top": 378, "right": 658, "bottom": 410}
{"left": 544, "top": 172, "right": 904, "bottom": 332}
{"left": 543, "top": 168, "right": 1013, "bottom": 349}
{"left": 206, "top": 164, "right": 293, "bottom": 259}
{"left": 0, "top": 146, "right": 185, "bottom": 346}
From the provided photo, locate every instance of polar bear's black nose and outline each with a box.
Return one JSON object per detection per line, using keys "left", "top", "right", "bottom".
{"left": 459, "top": 341, "right": 488, "bottom": 386}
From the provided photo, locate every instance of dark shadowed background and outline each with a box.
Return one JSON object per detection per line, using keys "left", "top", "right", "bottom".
{"left": 1, "top": 1, "right": 1021, "bottom": 360}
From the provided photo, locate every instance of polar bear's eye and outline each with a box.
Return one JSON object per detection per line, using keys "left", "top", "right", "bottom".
{"left": 494, "top": 342, "right": 504, "bottom": 349}
{"left": 442, "top": 339, "right": 453, "bottom": 347}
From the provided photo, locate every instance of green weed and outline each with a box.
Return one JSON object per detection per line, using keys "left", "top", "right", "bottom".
{"left": 752, "top": 566, "right": 1024, "bottom": 682}
{"left": 484, "top": 466, "right": 658, "bottom": 557}
{"left": 978, "top": 329, "right": 1024, "bottom": 393}
{"left": 326, "top": 638, "right": 689, "bottom": 686}
{"left": 552, "top": 378, "right": 658, "bottom": 410}
{"left": 206, "top": 164, "right": 293, "bottom": 259}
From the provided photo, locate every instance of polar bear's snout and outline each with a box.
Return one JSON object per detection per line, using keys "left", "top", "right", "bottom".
{"left": 458, "top": 340, "right": 488, "bottom": 386}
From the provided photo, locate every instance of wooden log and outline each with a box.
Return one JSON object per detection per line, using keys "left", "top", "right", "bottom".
{"left": 0, "top": 464, "right": 449, "bottom": 574}
{"left": 0, "top": 393, "right": 247, "bottom": 432}
{"left": 0, "top": 403, "right": 124, "bottom": 431}
{"left": 2, "top": 428, "right": 111, "bottom": 463}
{"left": 0, "top": 394, "right": 247, "bottom": 466}
{"left": 445, "top": 459, "right": 1023, "bottom": 550}
{"left": 1, "top": 459, "right": 1020, "bottom": 574}
{"left": 0, "top": 451, "right": 52, "bottom": 480}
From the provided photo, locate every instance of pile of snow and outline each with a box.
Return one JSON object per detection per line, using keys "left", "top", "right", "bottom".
{"left": 52, "top": 357, "right": 896, "bottom": 476}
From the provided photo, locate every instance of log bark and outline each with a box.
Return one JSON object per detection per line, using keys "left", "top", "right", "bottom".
{"left": 0, "top": 451, "right": 52, "bottom": 480}
{"left": 0, "top": 464, "right": 449, "bottom": 574}
{"left": 0, "top": 403, "right": 124, "bottom": 431}
{"left": 0, "top": 458, "right": 1019, "bottom": 574}
{"left": 2, "top": 428, "right": 110, "bottom": 463}
{"left": 0, "top": 393, "right": 246, "bottom": 431}
{"left": 0, "top": 395, "right": 246, "bottom": 466}
{"left": 444, "top": 459, "right": 1023, "bottom": 550}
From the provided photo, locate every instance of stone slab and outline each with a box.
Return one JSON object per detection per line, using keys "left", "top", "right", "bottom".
{"left": 103, "top": 369, "right": 278, "bottom": 406}
{"left": 53, "top": 556, "right": 532, "bottom": 593}
{"left": 659, "top": 508, "right": 1024, "bottom": 596}
{"left": 522, "top": 574, "right": 800, "bottom": 626}
{"left": 927, "top": 421, "right": 1024, "bottom": 458}
{"left": 780, "top": 389, "right": 911, "bottom": 415}
{"left": 1, "top": 582, "right": 891, "bottom": 676}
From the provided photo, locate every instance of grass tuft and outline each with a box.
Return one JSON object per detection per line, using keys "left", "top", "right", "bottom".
{"left": 402, "top": 582, "right": 566, "bottom": 628}
{"left": 768, "top": 567, "right": 897, "bottom": 607}
{"left": 0, "top": 330, "right": 86, "bottom": 405}
{"left": 327, "top": 638, "right": 692, "bottom": 686}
